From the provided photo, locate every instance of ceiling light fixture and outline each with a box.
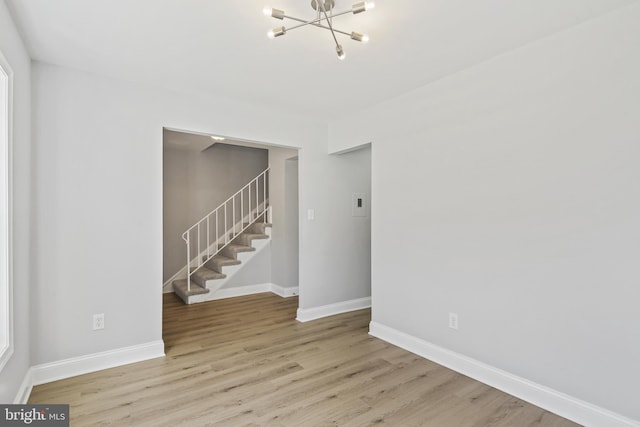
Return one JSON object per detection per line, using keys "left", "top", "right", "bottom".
{"left": 210, "top": 136, "right": 225, "bottom": 141}
{"left": 263, "top": 1, "right": 374, "bottom": 60}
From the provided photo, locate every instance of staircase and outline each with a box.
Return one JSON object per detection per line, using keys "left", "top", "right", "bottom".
{"left": 173, "top": 215, "right": 271, "bottom": 304}
{"left": 168, "top": 168, "right": 271, "bottom": 304}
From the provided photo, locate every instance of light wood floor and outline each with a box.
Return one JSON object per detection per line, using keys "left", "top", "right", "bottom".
{"left": 30, "top": 293, "right": 580, "bottom": 426}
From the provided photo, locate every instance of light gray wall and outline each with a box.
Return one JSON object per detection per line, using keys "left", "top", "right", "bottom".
{"left": 223, "top": 145, "right": 299, "bottom": 291}
{"left": 268, "top": 147, "right": 299, "bottom": 289}
{"left": 163, "top": 138, "right": 268, "bottom": 282}
{"left": 163, "top": 144, "right": 188, "bottom": 282}
{"left": 30, "top": 60, "right": 369, "bottom": 367}
{"left": 0, "top": 0, "right": 31, "bottom": 403}
{"left": 222, "top": 247, "right": 271, "bottom": 289}
{"left": 283, "top": 158, "right": 299, "bottom": 288}
{"left": 298, "top": 143, "right": 371, "bottom": 309}
{"left": 329, "top": 3, "right": 640, "bottom": 422}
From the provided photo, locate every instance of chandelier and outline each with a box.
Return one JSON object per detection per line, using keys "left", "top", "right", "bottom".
{"left": 263, "top": 1, "right": 375, "bottom": 60}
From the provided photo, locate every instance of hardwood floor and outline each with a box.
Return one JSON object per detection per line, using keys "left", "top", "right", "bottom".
{"left": 29, "top": 293, "right": 580, "bottom": 426}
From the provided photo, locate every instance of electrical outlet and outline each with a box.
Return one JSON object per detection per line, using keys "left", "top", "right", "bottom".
{"left": 449, "top": 312, "right": 458, "bottom": 330}
{"left": 93, "top": 313, "right": 105, "bottom": 330}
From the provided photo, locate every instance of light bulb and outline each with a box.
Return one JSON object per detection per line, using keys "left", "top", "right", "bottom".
{"left": 350, "top": 31, "right": 369, "bottom": 43}
{"left": 263, "top": 7, "right": 285, "bottom": 19}
{"left": 352, "top": 2, "right": 366, "bottom": 13}
{"left": 336, "top": 45, "right": 346, "bottom": 60}
{"left": 353, "top": 1, "right": 375, "bottom": 13}
{"left": 268, "top": 26, "right": 286, "bottom": 39}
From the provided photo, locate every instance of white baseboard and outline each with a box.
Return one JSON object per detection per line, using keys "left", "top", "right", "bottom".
{"left": 30, "top": 340, "right": 165, "bottom": 387}
{"left": 270, "top": 283, "right": 299, "bottom": 298}
{"left": 13, "top": 369, "right": 33, "bottom": 404}
{"left": 369, "top": 321, "right": 640, "bottom": 427}
{"left": 212, "top": 284, "right": 272, "bottom": 300}
{"left": 14, "top": 280, "right": 299, "bottom": 403}
{"left": 186, "top": 282, "right": 299, "bottom": 301}
{"left": 296, "top": 296, "right": 371, "bottom": 322}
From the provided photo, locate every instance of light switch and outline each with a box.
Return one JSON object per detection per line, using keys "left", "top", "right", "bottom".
{"left": 352, "top": 193, "right": 366, "bottom": 217}
{"left": 307, "top": 209, "right": 315, "bottom": 220}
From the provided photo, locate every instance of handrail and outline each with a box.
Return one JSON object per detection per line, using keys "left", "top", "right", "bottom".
{"left": 181, "top": 168, "right": 270, "bottom": 293}
{"left": 183, "top": 169, "right": 269, "bottom": 235}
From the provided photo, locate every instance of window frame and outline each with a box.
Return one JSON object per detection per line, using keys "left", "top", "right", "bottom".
{"left": 0, "top": 50, "right": 14, "bottom": 373}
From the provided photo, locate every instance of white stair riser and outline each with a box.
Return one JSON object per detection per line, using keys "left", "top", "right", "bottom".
{"left": 163, "top": 215, "right": 270, "bottom": 291}
{"left": 186, "top": 228, "right": 271, "bottom": 304}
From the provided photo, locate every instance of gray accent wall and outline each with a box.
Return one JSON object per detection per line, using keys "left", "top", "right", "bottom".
{"left": 283, "top": 158, "right": 299, "bottom": 288}
{"left": 268, "top": 148, "right": 299, "bottom": 290}
{"left": 222, "top": 145, "right": 299, "bottom": 290}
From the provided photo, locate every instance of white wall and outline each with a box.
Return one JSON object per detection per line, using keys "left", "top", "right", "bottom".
{"left": 298, "top": 143, "right": 371, "bottom": 309}
{"left": 0, "top": 0, "right": 31, "bottom": 403}
{"left": 329, "top": 3, "right": 640, "bottom": 423}
{"left": 163, "top": 140, "right": 268, "bottom": 282}
{"left": 31, "top": 60, "right": 371, "bottom": 366}
{"left": 222, "top": 248, "right": 271, "bottom": 289}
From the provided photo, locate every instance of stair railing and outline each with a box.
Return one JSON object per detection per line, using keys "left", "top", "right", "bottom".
{"left": 182, "top": 168, "right": 270, "bottom": 292}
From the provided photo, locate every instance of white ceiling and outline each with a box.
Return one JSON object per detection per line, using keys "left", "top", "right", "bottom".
{"left": 6, "top": 0, "right": 637, "bottom": 121}
{"left": 163, "top": 128, "right": 278, "bottom": 152}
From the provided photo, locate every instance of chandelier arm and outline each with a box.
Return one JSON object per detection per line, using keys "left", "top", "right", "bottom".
{"left": 310, "top": 24, "right": 352, "bottom": 37}
{"left": 283, "top": 21, "right": 315, "bottom": 33}
{"left": 281, "top": 9, "right": 351, "bottom": 31}
{"left": 317, "top": 1, "right": 340, "bottom": 47}
{"left": 283, "top": 21, "right": 353, "bottom": 39}
{"left": 330, "top": 2, "right": 333, "bottom": 27}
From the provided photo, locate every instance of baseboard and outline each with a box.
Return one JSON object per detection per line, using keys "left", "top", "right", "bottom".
{"left": 296, "top": 296, "right": 371, "bottom": 322}
{"left": 212, "top": 284, "right": 272, "bottom": 300}
{"left": 369, "top": 321, "right": 640, "bottom": 427}
{"left": 13, "top": 368, "right": 33, "bottom": 404}
{"left": 270, "top": 283, "right": 299, "bottom": 298}
{"left": 30, "top": 340, "right": 165, "bottom": 387}
{"left": 191, "top": 283, "right": 299, "bottom": 301}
